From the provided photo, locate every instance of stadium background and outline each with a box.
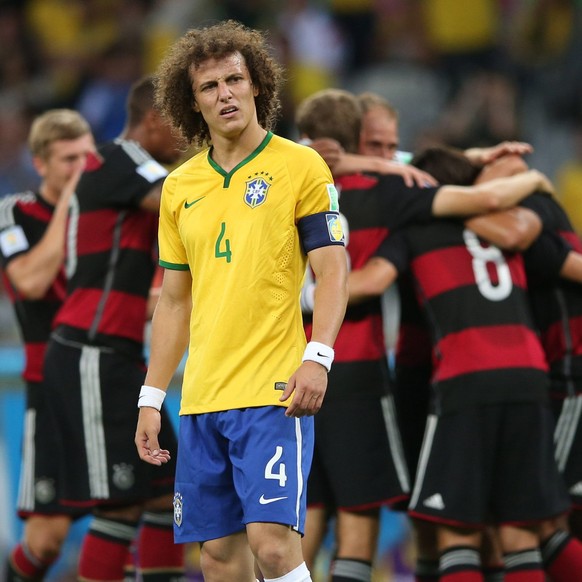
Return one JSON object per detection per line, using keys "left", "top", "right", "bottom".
{"left": 1, "top": 1, "right": 582, "bottom": 579}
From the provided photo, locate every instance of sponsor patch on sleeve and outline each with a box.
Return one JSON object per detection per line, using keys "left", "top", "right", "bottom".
{"left": 326, "top": 184, "right": 339, "bottom": 211}
{"left": 136, "top": 159, "right": 168, "bottom": 183}
{"left": 326, "top": 213, "right": 345, "bottom": 243}
{"left": 0, "top": 225, "right": 29, "bottom": 258}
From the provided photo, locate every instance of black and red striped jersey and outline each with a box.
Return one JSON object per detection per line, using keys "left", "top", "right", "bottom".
{"left": 0, "top": 191, "right": 66, "bottom": 382}
{"left": 378, "top": 219, "right": 549, "bottom": 413}
{"left": 53, "top": 139, "right": 168, "bottom": 357}
{"left": 395, "top": 273, "right": 432, "bottom": 370}
{"left": 521, "top": 193, "right": 582, "bottom": 396}
{"left": 305, "top": 173, "right": 438, "bottom": 399}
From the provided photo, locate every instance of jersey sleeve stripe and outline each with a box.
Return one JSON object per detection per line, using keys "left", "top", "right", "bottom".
{"left": 159, "top": 259, "right": 190, "bottom": 271}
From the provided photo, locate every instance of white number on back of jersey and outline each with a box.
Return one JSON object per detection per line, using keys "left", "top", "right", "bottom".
{"left": 463, "top": 229, "right": 512, "bottom": 301}
{"left": 265, "top": 446, "right": 287, "bottom": 487}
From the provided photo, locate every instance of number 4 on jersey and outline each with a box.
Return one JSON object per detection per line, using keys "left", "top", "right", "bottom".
{"left": 215, "top": 221, "right": 232, "bottom": 263}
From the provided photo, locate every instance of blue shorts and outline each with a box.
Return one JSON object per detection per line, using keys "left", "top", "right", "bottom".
{"left": 173, "top": 406, "right": 314, "bottom": 543}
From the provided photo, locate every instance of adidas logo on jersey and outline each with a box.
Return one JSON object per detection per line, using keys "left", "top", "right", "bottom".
{"left": 569, "top": 481, "right": 582, "bottom": 496}
{"left": 423, "top": 493, "right": 445, "bottom": 510}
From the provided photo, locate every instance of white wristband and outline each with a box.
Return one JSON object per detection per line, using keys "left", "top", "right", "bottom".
{"left": 138, "top": 385, "right": 166, "bottom": 410}
{"left": 302, "top": 341, "right": 334, "bottom": 372}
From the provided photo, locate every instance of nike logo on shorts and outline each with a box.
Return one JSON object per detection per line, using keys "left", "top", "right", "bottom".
{"left": 259, "top": 494, "right": 288, "bottom": 505}
{"left": 184, "top": 196, "right": 205, "bottom": 209}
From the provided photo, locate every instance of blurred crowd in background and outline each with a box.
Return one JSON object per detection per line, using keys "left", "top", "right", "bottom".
{"left": 1, "top": 0, "right": 582, "bottom": 342}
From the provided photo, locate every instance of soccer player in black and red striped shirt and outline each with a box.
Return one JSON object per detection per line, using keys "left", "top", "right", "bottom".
{"left": 296, "top": 89, "right": 557, "bottom": 582}
{"left": 40, "top": 77, "right": 186, "bottom": 582}
{"left": 1, "top": 109, "right": 95, "bottom": 581}
{"left": 349, "top": 147, "right": 573, "bottom": 582}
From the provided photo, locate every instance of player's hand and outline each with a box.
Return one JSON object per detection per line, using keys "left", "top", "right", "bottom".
{"left": 531, "top": 169, "right": 556, "bottom": 197}
{"left": 135, "top": 407, "right": 171, "bottom": 465}
{"left": 280, "top": 361, "right": 328, "bottom": 417}
{"left": 470, "top": 141, "right": 533, "bottom": 165}
{"left": 309, "top": 138, "right": 344, "bottom": 171}
{"left": 59, "top": 163, "right": 85, "bottom": 206}
{"left": 374, "top": 160, "right": 438, "bottom": 187}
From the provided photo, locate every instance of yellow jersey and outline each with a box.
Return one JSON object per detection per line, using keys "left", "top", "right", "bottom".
{"left": 158, "top": 132, "right": 341, "bottom": 414}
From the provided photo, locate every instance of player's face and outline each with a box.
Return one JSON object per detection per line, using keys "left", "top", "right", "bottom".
{"left": 359, "top": 107, "right": 399, "bottom": 160}
{"left": 190, "top": 52, "right": 259, "bottom": 141}
{"left": 35, "top": 133, "right": 96, "bottom": 202}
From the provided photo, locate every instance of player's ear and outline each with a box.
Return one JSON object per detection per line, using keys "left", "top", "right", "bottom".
{"left": 192, "top": 99, "right": 200, "bottom": 113}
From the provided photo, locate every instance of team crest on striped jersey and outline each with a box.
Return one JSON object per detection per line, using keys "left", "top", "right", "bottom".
{"left": 173, "top": 492, "right": 183, "bottom": 527}
{"left": 244, "top": 177, "right": 270, "bottom": 208}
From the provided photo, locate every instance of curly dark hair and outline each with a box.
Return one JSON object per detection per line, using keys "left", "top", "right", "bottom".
{"left": 155, "top": 20, "right": 284, "bottom": 148}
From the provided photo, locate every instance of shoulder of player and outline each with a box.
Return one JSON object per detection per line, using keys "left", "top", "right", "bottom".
{"left": 168, "top": 147, "right": 208, "bottom": 177}
{"left": 0, "top": 191, "right": 39, "bottom": 226}
{"left": 109, "top": 138, "right": 158, "bottom": 167}
{"left": 267, "top": 134, "right": 324, "bottom": 163}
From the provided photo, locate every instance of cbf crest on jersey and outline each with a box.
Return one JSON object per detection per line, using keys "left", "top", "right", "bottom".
{"left": 326, "top": 213, "right": 345, "bottom": 243}
{"left": 244, "top": 174, "right": 271, "bottom": 208}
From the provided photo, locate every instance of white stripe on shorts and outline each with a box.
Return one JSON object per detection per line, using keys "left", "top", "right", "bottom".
{"left": 80, "top": 347, "right": 109, "bottom": 499}
{"left": 381, "top": 394, "right": 411, "bottom": 493}
{"left": 17, "top": 408, "right": 36, "bottom": 511}
{"left": 409, "top": 413, "right": 438, "bottom": 510}
{"left": 293, "top": 417, "right": 303, "bottom": 532}
{"left": 554, "top": 395, "right": 582, "bottom": 472}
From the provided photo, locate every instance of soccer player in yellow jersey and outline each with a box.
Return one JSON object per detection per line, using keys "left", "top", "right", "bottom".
{"left": 134, "top": 20, "right": 349, "bottom": 582}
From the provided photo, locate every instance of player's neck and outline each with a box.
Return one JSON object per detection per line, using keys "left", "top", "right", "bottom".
{"left": 210, "top": 125, "right": 267, "bottom": 173}
{"left": 38, "top": 182, "right": 59, "bottom": 206}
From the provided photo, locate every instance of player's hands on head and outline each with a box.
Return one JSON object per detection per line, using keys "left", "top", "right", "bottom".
{"left": 280, "top": 360, "right": 328, "bottom": 417}
{"left": 470, "top": 141, "right": 534, "bottom": 165}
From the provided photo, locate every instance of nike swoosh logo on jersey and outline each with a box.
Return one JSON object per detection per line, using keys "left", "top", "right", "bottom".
{"left": 259, "top": 494, "right": 288, "bottom": 505}
{"left": 184, "top": 197, "right": 205, "bottom": 209}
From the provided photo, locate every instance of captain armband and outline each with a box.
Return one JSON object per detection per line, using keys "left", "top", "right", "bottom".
{"left": 138, "top": 385, "right": 166, "bottom": 410}
{"left": 302, "top": 341, "right": 335, "bottom": 372}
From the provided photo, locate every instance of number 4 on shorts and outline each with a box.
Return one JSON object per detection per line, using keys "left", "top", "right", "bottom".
{"left": 265, "top": 446, "right": 287, "bottom": 486}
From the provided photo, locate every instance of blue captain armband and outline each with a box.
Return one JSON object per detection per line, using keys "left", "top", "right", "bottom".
{"left": 298, "top": 211, "right": 345, "bottom": 253}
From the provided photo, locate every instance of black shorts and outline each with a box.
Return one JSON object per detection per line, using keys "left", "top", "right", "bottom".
{"left": 552, "top": 395, "right": 582, "bottom": 510}
{"left": 17, "top": 382, "right": 87, "bottom": 519}
{"left": 42, "top": 336, "right": 177, "bottom": 508}
{"left": 394, "top": 365, "right": 431, "bottom": 483}
{"left": 408, "top": 402, "right": 570, "bottom": 527}
{"left": 307, "top": 394, "right": 410, "bottom": 511}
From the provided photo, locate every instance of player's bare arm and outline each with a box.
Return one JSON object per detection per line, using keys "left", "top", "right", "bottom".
{"left": 6, "top": 165, "right": 84, "bottom": 299}
{"left": 465, "top": 207, "right": 543, "bottom": 252}
{"left": 282, "top": 244, "right": 348, "bottom": 417}
{"left": 139, "top": 182, "right": 164, "bottom": 213}
{"left": 432, "top": 169, "right": 554, "bottom": 217}
{"left": 560, "top": 251, "right": 582, "bottom": 284}
{"left": 327, "top": 151, "right": 437, "bottom": 188}
{"left": 348, "top": 256, "right": 399, "bottom": 305}
{"left": 135, "top": 268, "right": 191, "bottom": 465}
{"left": 464, "top": 141, "right": 533, "bottom": 165}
